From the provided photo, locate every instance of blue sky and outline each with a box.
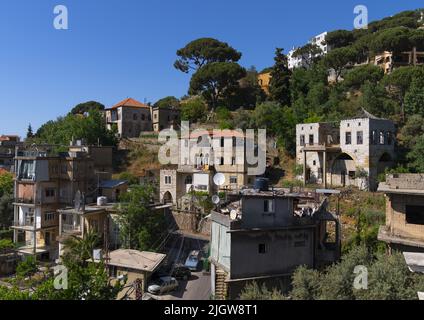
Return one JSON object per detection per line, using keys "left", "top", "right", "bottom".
{"left": 1, "top": 0, "right": 423, "bottom": 137}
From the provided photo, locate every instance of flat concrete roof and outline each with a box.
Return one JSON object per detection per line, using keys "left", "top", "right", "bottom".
{"left": 106, "top": 249, "right": 166, "bottom": 273}
{"left": 403, "top": 252, "right": 424, "bottom": 273}
{"left": 378, "top": 183, "right": 424, "bottom": 196}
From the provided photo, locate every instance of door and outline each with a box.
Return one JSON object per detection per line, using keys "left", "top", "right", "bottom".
{"left": 45, "top": 232, "right": 51, "bottom": 246}
{"left": 341, "top": 170, "right": 346, "bottom": 187}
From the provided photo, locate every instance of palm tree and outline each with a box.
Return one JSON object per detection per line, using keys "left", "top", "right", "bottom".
{"left": 63, "top": 231, "right": 100, "bottom": 263}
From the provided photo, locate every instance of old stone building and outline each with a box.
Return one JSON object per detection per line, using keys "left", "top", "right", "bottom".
{"left": 378, "top": 174, "right": 424, "bottom": 253}
{"left": 105, "top": 98, "right": 152, "bottom": 138}
{"left": 0, "top": 135, "right": 21, "bottom": 171}
{"left": 152, "top": 106, "right": 180, "bottom": 132}
{"left": 159, "top": 130, "right": 255, "bottom": 205}
{"left": 296, "top": 109, "right": 395, "bottom": 191}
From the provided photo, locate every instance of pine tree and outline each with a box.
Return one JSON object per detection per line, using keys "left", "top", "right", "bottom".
{"left": 26, "top": 124, "right": 34, "bottom": 139}
{"left": 269, "top": 48, "right": 292, "bottom": 106}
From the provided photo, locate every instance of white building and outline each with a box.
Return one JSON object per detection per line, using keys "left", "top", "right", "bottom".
{"left": 288, "top": 31, "right": 331, "bottom": 70}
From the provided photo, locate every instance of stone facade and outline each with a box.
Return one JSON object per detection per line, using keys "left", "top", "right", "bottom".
{"left": 296, "top": 110, "right": 395, "bottom": 191}
{"left": 152, "top": 107, "right": 180, "bottom": 132}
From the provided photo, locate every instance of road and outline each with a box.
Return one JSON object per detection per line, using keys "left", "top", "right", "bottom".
{"left": 153, "top": 232, "right": 211, "bottom": 300}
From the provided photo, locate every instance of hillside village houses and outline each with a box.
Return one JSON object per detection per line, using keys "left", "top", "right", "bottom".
{"left": 296, "top": 109, "right": 395, "bottom": 191}
{"left": 11, "top": 142, "right": 127, "bottom": 261}
{"left": 159, "top": 128, "right": 266, "bottom": 206}
{"left": 104, "top": 97, "right": 180, "bottom": 138}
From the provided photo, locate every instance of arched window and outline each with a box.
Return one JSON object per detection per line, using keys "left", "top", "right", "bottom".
{"left": 379, "top": 131, "right": 385, "bottom": 145}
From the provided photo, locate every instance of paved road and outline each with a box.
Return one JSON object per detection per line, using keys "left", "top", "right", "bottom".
{"left": 159, "top": 271, "right": 211, "bottom": 300}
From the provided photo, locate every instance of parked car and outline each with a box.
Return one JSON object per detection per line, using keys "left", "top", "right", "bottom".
{"left": 147, "top": 276, "right": 178, "bottom": 295}
{"left": 171, "top": 265, "right": 191, "bottom": 280}
{"left": 184, "top": 250, "right": 201, "bottom": 271}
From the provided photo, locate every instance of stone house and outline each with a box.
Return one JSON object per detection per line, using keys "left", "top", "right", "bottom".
{"left": 105, "top": 98, "right": 152, "bottom": 138}
{"left": 152, "top": 106, "right": 180, "bottom": 132}
{"left": 296, "top": 109, "right": 395, "bottom": 191}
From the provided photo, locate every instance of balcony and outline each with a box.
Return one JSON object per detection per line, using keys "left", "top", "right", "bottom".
{"left": 61, "top": 223, "right": 82, "bottom": 235}
{"left": 13, "top": 198, "right": 41, "bottom": 206}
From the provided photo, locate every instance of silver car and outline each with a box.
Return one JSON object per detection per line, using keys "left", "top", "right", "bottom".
{"left": 147, "top": 276, "right": 178, "bottom": 295}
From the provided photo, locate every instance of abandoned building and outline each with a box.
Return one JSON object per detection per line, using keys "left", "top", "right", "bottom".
{"left": 105, "top": 98, "right": 153, "bottom": 138}
{"left": 374, "top": 47, "right": 424, "bottom": 74}
{"left": 296, "top": 109, "right": 395, "bottom": 191}
{"left": 152, "top": 106, "right": 180, "bottom": 132}
{"left": 378, "top": 174, "right": 424, "bottom": 253}
{"left": 159, "top": 130, "right": 256, "bottom": 205}
{"left": 210, "top": 179, "right": 341, "bottom": 299}
{"left": 0, "top": 135, "right": 21, "bottom": 171}
{"left": 12, "top": 144, "right": 120, "bottom": 261}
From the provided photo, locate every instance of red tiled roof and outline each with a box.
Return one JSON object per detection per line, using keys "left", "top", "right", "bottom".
{"left": 109, "top": 98, "right": 149, "bottom": 110}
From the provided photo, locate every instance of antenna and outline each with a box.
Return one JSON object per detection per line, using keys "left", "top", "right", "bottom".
{"left": 212, "top": 195, "right": 220, "bottom": 205}
{"left": 213, "top": 173, "right": 226, "bottom": 186}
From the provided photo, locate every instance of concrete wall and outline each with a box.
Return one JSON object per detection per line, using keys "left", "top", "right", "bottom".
{"left": 230, "top": 228, "right": 314, "bottom": 279}
{"left": 386, "top": 193, "right": 424, "bottom": 241}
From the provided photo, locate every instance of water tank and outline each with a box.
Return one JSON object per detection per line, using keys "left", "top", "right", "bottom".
{"left": 93, "top": 249, "right": 102, "bottom": 260}
{"left": 254, "top": 177, "right": 269, "bottom": 191}
{"left": 97, "top": 196, "right": 108, "bottom": 206}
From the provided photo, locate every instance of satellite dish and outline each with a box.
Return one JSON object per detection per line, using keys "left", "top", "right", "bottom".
{"left": 213, "top": 173, "right": 226, "bottom": 186}
{"left": 230, "top": 210, "right": 238, "bottom": 220}
{"left": 212, "top": 195, "right": 220, "bottom": 205}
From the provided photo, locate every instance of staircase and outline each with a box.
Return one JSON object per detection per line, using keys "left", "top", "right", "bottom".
{"left": 214, "top": 268, "right": 228, "bottom": 300}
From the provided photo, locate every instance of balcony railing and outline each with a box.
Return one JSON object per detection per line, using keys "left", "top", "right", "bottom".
{"left": 13, "top": 219, "right": 36, "bottom": 228}
{"left": 62, "top": 224, "right": 82, "bottom": 234}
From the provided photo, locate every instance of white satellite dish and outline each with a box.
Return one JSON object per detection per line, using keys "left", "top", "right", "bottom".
{"left": 230, "top": 210, "right": 238, "bottom": 220}
{"left": 212, "top": 195, "right": 220, "bottom": 205}
{"left": 213, "top": 173, "right": 226, "bottom": 186}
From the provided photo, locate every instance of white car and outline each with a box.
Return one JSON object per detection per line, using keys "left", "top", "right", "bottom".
{"left": 147, "top": 276, "right": 178, "bottom": 295}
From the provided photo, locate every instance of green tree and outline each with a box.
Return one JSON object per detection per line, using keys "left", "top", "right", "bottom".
{"left": 325, "top": 30, "right": 355, "bottom": 49}
{"left": 292, "top": 44, "right": 323, "bottom": 68}
{"left": 62, "top": 231, "right": 100, "bottom": 263}
{"left": 70, "top": 101, "right": 105, "bottom": 115}
{"left": 16, "top": 256, "right": 38, "bottom": 279}
{"left": 189, "top": 62, "right": 246, "bottom": 110}
{"left": 0, "top": 171, "right": 13, "bottom": 196}
{"left": 239, "top": 282, "right": 286, "bottom": 300}
{"left": 118, "top": 184, "right": 165, "bottom": 250}
{"left": 323, "top": 46, "right": 358, "bottom": 83}
{"left": 180, "top": 96, "right": 208, "bottom": 123}
{"left": 290, "top": 266, "right": 321, "bottom": 300}
{"left": 407, "top": 134, "right": 424, "bottom": 172}
{"left": 153, "top": 96, "right": 180, "bottom": 109}
{"left": 343, "top": 65, "right": 384, "bottom": 90}
{"left": 26, "top": 124, "right": 34, "bottom": 139}
{"left": 404, "top": 77, "right": 424, "bottom": 116}
{"left": 0, "top": 194, "right": 13, "bottom": 228}
{"left": 269, "top": 48, "right": 291, "bottom": 106}
{"left": 174, "top": 38, "right": 241, "bottom": 73}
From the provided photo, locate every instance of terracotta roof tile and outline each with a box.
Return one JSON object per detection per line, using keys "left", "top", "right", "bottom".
{"left": 109, "top": 98, "right": 149, "bottom": 110}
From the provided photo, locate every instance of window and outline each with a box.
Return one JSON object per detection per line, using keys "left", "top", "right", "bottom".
{"left": 308, "top": 134, "right": 314, "bottom": 145}
{"left": 264, "top": 199, "right": 274, "bottom": 213}
{"left": 231, "top": 157, "right": 236, "bottom": 165}
{"left": 45, "top": 189, "right": 55, "bottom": 198}
{"left": 345, "top": 132, "right": 351, "bottom": 145}
{"left": 313, "top": 160, "right": 316, "bottom": 166}
{"left": 44, "top": 212, "right": 55, "bottom": 222}
{"left": 294, "top": 240, "right": 306, "bottom": 247}
{"left": 133, "top": 114, "right": 137, "bottom": 120}
{"left": 141, "top": 114, "right": 145, "bottom": 121}
{"left": 230, "top": 176, "right": 237, "bottom": 184}
{"left": 371, "top": 130, "right": 377, "bottom": 145}
{"left": 184, "top": 176, "right": 192, "bottom": 185}
{"left": 220, "top": 137, "right": 224, "bottom": 147}
{"left": 406, "top": 205, "right": 424, "bottom": 225}
{"left": 258, "top": 243, "right": 268, "bottom": 254}
{"left": 379, "top": 131, "right": 385, "bottom": 144}
{"left": 220, "top": 157, "right": 224, "bottom": 165}
{"left": 357, "top": 131, "right": 363, "bottom": 144}
{"left": 358, "top": 122, "right": 361, "bottom": 126}
{"left": 232, "top": 137, "right": 237, "bottom": 147}
{"left": 348, "top": 171, "right": 356, "bottom": 179}
{"left": 18, "top": 160, "right": 36, "bottom": 180}
{"left": 387, "top": 132, "right": 392, "bottom": 145}
{"left": 300, "top": 135, "right": 305, "bottom": 146}
{"left": 154, "top": 114, "right": 157, "bottom": 119}
{"left": 165, "top": 176, "right": 172, "bottom": 185}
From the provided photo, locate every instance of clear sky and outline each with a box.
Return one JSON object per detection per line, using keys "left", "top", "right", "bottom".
{"left": 1, "top": 0, "right": 423, "bottom": 137}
